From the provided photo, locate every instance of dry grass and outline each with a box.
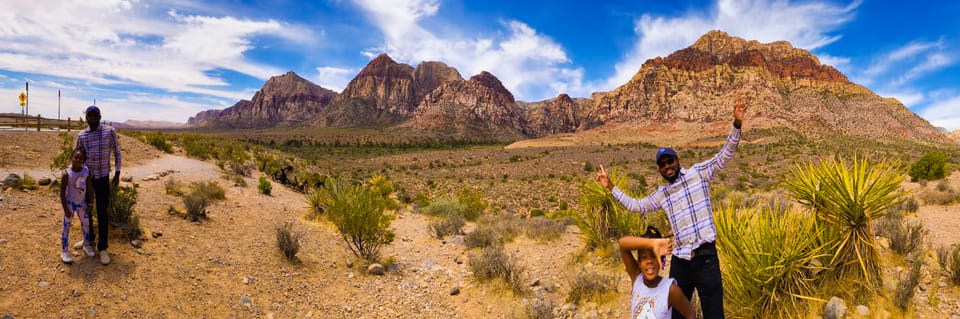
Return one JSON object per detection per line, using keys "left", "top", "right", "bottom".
{"left": 468, "top": 246, "right": 526, "bottom": 295}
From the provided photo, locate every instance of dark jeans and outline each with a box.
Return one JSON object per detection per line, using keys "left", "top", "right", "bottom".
{"left": 87, "top": 177, "right": 111, "bottom": 251}
{"left": 671, "top": 242, "right": 724, "bottom": 319}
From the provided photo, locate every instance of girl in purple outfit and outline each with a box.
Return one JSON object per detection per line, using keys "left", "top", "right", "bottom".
{"left": 59, "top": 149, "right": 95, "bottom": 263}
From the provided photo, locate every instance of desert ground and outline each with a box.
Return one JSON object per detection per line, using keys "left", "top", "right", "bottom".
{"left": 2, "top": 130, "right": 960, "bottom": 318}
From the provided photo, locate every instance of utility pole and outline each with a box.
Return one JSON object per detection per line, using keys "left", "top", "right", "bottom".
{"left": 58, "top": 89, "right": 61, "bottom": 131}
{"left": 24, "top": 82, "right": 28, "bottom": 132}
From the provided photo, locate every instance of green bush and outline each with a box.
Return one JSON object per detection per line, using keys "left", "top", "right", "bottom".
{"left": 145, "top": 132, "right": 173, "bottom": 153}
{"left": 784, "top": 156, "right": 905, "bottom": 301}
{"left": 565, "top": 268, "right": 617, "bottom": 305}
{"left": 311, "top": 177, "right": 395, "bottom": 261}
{"left": 423, "top": 196, "right": 465, "bottom": 217}
{"left": 464, "top": 226, "right": 501, "bottom": 248}
{"left": 190, "top": 180, "right": 226, "bottom": 201}
{"left": 275, "top": 222, "right": 302, "bottom": 262}
{"left": 457, "top": 188, "right": 487, "bottom": 221}
{"left": 164, "top": 178, "right": 185, "bottom": 196}
{"left": 258, "top": 176, "right": 272, "bottom": 195}
{"left": 894, "top": 259, "right": 923, "bottom": 311}
{"left": 110, "top": 185, "right": 142, "bottom": 240}
{"left": 429, "top": 213, "right": 465, "bottom": 239}
{"left": 182, "top": 180, "right": 226, "bottom": 221}
{"left": 50, "top": 132, "right": 75, "bottom": 173}
{"left": 19, "top": 173, "right": 37, "bottom": 190}
{"left": 574, "top": 169, "right": 646, "bottom": 248}
{"left": 468, "top": 246, "right": 526, "bottom": 295}
{"left": 909, "top": 151, "right": 949, "bottom": 182}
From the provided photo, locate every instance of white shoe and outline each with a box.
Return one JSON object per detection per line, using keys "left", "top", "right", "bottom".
{"left": 99, "top": 250, "right": 110, "bottom": 265}
{"left": 83, "top": 245, "right": 96, "bottom": 257}
{"left": 61, "top": 251, "right": 73, "bottom": 264}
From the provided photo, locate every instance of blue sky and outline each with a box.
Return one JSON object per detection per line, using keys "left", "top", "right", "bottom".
{"left": 1, "top": 0, "right": 958, "bottom": 131}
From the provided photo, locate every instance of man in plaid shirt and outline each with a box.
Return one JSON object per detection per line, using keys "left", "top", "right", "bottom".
{"left": 76, "top": 105, "right": 122, "bottom": 265}
{"left": 597, "top": 96, "right": 746, "bottom": 319}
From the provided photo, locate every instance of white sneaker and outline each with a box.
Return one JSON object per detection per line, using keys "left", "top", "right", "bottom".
{"left": 83, "top": 245, "right": 96, "bottom": 257}
{"left": 61, "top": 251, "right": 73, "bottom": 264}
{"left": 99, "top": 250, "right": 110, "bottom": 265}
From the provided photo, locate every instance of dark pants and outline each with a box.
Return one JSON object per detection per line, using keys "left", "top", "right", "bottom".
{"left": 88, "top": 177, "right": 111, "bottom": 251}
{"left": 671, "top": 242, "right": 724, "bottom": 319}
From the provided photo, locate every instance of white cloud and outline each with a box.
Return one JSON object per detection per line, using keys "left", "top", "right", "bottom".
{"left": 920, "top": 95, "right": 960, "bottom": 131}
{"left": 0, "top": 0, "right": 312, "bottom": 121}
{"left": 315, "top": 66, "right": 356, "bottom": 92}
{"left": 894, "top": 53, "right": 953, "bottom": 86}
{"left": 606, "top": 0, "right": 858, "bottom": 89}
{"left": 863, "top": 41, "right": 941, "bottom": 78}
{"left": 877, "top": 91, "right": 925, "bottom": 108}
{"left": 817, "top": 53, "right": 851, "bottom": 70}
{"left": 352, "top": 0, "right": 587, "bottom": 101}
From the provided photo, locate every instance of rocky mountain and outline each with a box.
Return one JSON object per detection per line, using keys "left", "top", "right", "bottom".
{"left": 188, "top": 72, "right": 336, "bottom": 128}
{"left": 317, "top": 54, "right": 463, "bottom": 127}
{"left": 585, "top": 30, "right": 949, "bottom": 144}
{"left": 950, "top": 130, "right": 960, "bottom": 144}
{"left": 187, "top": 30, "right": 951, "bottom": 146}
{"left": 396, "top": 71, "right": 526, "bottom": 141}
{"left": 521, "top": 94, "right": 586, "bottom": 136}
{"left": 112, "top": 120, "right": 188, "bottom": 129}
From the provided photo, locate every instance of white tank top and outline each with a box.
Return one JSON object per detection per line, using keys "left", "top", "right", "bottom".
{"left": 65, "top": 166, "right": 89, "bottom": 205}
{"left": 630, "top": 276, "right": 674, "bottom": 319}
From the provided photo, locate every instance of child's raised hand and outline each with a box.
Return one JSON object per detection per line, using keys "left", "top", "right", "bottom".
{"left": 653, "top": 238, "right": 673, "bottom": 268}
{"left": 596, "top": 165, "right": 612, "bottom": 191}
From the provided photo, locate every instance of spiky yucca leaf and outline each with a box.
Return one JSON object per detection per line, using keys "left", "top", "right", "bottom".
{"left": 716, "top": 204, "right": 829, "bottom": 319}
{"left": 784, "top": 156, "right": 905, "bottom": 299}
{"left": 575, "top": 170, "right": 646, "bottom": 248}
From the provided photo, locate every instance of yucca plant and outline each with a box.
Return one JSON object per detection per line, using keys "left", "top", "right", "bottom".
{"left": 716, "top": 204, "right": 829, "bottom": 318}
{"left": 574, "top": 170, "right": 647, "bottom": 248}
{"left": 784, "top": 156, "right": 906, "bottom": 300}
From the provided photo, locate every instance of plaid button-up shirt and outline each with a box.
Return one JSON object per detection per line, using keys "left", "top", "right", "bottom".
{"left": 611, "top": 126, "right": 740, "bottom": 260}
{"left": 76, "top": 125, "right": 122, "bottom": 179}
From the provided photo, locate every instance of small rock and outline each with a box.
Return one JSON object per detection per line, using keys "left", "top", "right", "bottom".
{"left": 347, "top": 272, "right": 354, "bottom": 279}
{"left": 346, "top": 260, "right": 354, "bottom": 268}
{"left": 38, "top": 281, "right": 49, "bottom": 288}
{"left": 38, "top": 178, "right": 51, "bottom": 186}
{"left": 72, "top": 289, "right": 81, "bottom": 298}
{"left": 90, "top": 308, "right": 96, "bottom": 317}
{"left": 449, "top": 286, "right": 460, "bottom": 296}
{"left": 130, "top": 240, "right": 143, "bottom": 249}
{"left": 151, "top": 232, "right": 162, "bottom": 238}
{"left": 856, "top": 305, "right": 869, "bottom": 316}
{"left": 368, "top": 263, "right": 385, "bottom": 276}
{"left": 136, "top": 248, "right": 144, "bottom": 255}
{"left": 824, "top": 296, "right": 846, "bottom": 319}
{"left": 3, "top": 314, "right": 14, "bottom": 319}
{"left": 454, "top": 256, "right": 463, "bottom": 264}
{"left": 240, "top": 295, "right": 253, "bottom": 308}
{"left": 121, "top": 175, "right": 133, "bottom": 182}
{"left": 243, "top": 275, "right": 254, "bottom": 284}
{"left": 530, "top": 279, "right": 541, "bottom": 287}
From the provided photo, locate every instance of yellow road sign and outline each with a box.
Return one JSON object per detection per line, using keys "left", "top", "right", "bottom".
{"left": 18, "top": 92, "right": 26, "bottom": 102}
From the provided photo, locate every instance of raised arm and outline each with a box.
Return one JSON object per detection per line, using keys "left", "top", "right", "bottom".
{"left": 618, "top": 236, "right": 673, "bottom": 281}
{"left": 698, "top": 95, "right": 746, "bottom": 179}
{"left": 597, "top": 165, "right": 661, "bottom": 213}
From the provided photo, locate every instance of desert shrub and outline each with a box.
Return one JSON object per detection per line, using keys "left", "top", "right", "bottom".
{"left": 949, "top": 245, "right": 960, "bottom": 285}
{"left": 526, "top": 295, "right": 556, "bottom": 319}
{"left": 909, "top": 151, "right": 949, "bottom": 182}
{"left": 468, "top": 246, "right": 526, "bottom": 295}
{"left": 917, "top": 183, "right": 960, "bottom": 205}
{"left": 565, "top": 268, "right": 617, "bottom": 305}
{"left": 465, "top": 226, "right": 501, "bottom": 248}
{"left": 181, "top": 134, "right": 217, "bottom": 160}
{"left": 429, "top": 213, "right": 465, "bottom": 239}
{"left": 423, "top": 196, "right": 465, "bottom": 217}
{"left": 183, "top": 193, "right": 208, "bottom": 221}
{"left": 716, "top": 204, "right": 828, "bottom": 318}
{"left": 523, "top": 216, "right": 570, "bottom": 241}
{"left": 190, "top": 180, "right": 226, "bottom": 201}
{"left": 312, "top": 177, "right": 395, "bottom": 261}
{"left": 457, "top": 188, "right": 487, "bottom": 221}
{"left": 258, "top": 176, "right": 272, "bottom": 195}
{"left": 937, "top": 245, "right": 951, "bottom": 272}
{"left": 784, "top": 156, "right": 905, "bottom": 301}
{"left": 894, "top": 259, "right": 923, "bottom": 311}
{"left": 877, "top": 211, "right": 925, "bottom": 256}
{"left": 275, "top": 222, "right": 302, "bottom": 262}
{"left": 19, "top": 173, "right": 37, "bottom": 190}
{"left": 221, "top": 173, "right": 247, "bottom": 187}
{"left": 366, "top": 175, "right": 398, "bottom": 210}
{"left": 145, "top": 132, "right": 173, "bottom": 153}
{"left": 574, "top": 169, "right": 646, "bottom": 248}
{"left": 50, "top": 132, "right": 75, "bottom": 173}
{"left": 164, "top": 178, "right": 185, "bottom": 196}
{"left": 110, "top": 185, "right": 142, "bottom": 240}
{"left": 583, "top": 160, "right": 593, "bottom": 172}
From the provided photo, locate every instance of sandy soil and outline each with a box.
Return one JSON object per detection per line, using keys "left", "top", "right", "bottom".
{"left": 2, "top": 130, "right": 960, "bottom": 318}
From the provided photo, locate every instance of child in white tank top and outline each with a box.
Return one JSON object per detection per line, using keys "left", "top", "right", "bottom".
{"left": 59, "top": 149, "right": 95, "bottom": 263}
{"left": 619, "top": 226, "right": 695, "bottom": 319}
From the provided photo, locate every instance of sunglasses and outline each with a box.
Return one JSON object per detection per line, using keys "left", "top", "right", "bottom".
{"left": 657, "top": 157, "right": 675, "bottom": 168}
